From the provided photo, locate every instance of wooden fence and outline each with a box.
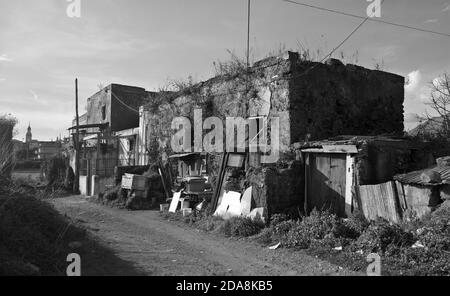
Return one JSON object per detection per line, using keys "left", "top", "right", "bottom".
{"left": 358, "top": 181, "right": 402, "bottom": 223}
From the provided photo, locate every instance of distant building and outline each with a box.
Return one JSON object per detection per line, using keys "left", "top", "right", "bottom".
{"left": 68, "top": 83, "right": 156, "bottom": 196}
{"left": 37, "top": 141, "right": 62, "bottom": 160}
{"left": 25, "top": 122, "right": 32, "bottom": 143}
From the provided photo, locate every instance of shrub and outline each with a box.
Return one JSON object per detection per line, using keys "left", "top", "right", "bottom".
{"left": 253, "top": 228, "right": 274, "bottom": 245}
{"left": 272, "top": 220, "right": 297, "bottom": 237}
{"left": 353, "top": 219, "right": 415, "bottom": 255}
{"left": 335, "top": 211, "right": 370, "bottom": 239}
{"left": 0, "top": 191, "right": 86, "bottom": 275}
{"left": 300, "top": 210, "right": 340, "bottom": 239}
{"left": 282, "top": 223, "right": 311, "bottom": 249}
{"left": 195, "top": 215, "right": 225, "bottom": 232}
{"left": 282, "top": 210, "right": 341, "bottom": 249}
{"left": 417, "top": 223, "right": 450, "bottom": 251}
{"left": 397, "top": 247, "right": 450, "bottom": 276}
{"left": 269, "top": 213, "right": 290, "bottom": 227}
{"left": 221, "top": 217, "right": 265, "bottom": 237}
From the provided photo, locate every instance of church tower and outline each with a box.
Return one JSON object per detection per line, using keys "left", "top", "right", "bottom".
{"left": 26, "top": 122, "right": 32, "bottom": 143}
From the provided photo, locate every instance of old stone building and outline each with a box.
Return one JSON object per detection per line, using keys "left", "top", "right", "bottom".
{"left": 69, "top": 84, "right": 156, "bottom": 196}
{"left": 136, "top": 51, "right": 405, "bottom": 216}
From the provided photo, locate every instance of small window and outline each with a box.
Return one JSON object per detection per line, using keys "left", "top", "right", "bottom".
{"left": 101, "top": 105, "right": 106, "bottom": 121}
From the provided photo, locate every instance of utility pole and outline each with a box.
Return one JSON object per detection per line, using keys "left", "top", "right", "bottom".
{"left": 73, "top": 78, "right": 80, "bottom": 194}
{"left": 246, "top": 0, "right": 251, "bottom": 70}
{"left": 245, "top": 0, "right": 251, "bottom": 171}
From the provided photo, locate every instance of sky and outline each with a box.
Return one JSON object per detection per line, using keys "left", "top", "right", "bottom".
{"left": 0, "top": 0, "right": 449, "bottom": 141}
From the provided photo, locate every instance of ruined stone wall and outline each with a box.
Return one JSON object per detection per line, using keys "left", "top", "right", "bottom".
{"left": 288, "top": 58, "right": 405, "bottom": 142}
{"left": 86, "top": 87, "right": 111, "bottom": 128}
{"left": 111, "top": 84, "right": 155, "bottom": 132}
{"left": 138, "top": 51, "right": 405, "bottom": 216}
{"left": 86, "top": 84, "right": 154, "bottom": 133}
{"left": 139, "top": 53, "right": 295, "bottom": 169}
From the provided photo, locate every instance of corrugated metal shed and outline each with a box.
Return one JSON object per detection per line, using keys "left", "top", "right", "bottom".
{"left": 394, "top": 166, "right": 450, "bottom": 186}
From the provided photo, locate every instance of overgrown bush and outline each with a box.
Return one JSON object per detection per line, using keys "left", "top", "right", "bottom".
{"left": 397, "top": 247, "right": 450, "bottom": 276}
{"left": 0, "top": 188, "right": 86, "bottom": 275}
{"left": 282, "top": 210, "right": 341, "bottom": 249}
{"left": 352, "top": 219, "right": 415, "bottom": 255}
{"left": 195, "top": 215, "right": 225, "bottom": 232}
{"left": 253, "top": 227, "right": 275, "bottom": 245}
{"left": 221, "top": 217, "right": 265, "bottom": 237}
{"left": 272, "top": 220, "right": 298, "bottom": 238}
{"left": 269, "top": 213, "right": 291, "bottom": 227}
{"left": 335, "top": 211, "right": 370, "bottom": 239}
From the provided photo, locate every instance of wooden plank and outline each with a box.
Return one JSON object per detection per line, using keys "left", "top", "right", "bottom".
{"left": 389, "top": 181, "right": 401, "bottom": 223}
{"left": 329, "top": 154, "right": 347, "bottom": 217}
{"left": 158, "top": 167, "right": 171, "bottom": 201}
{"left": 358, "top": 181, "right": 402, "bottom": 223}
{"left": 304, "top": 153, "right": 309, "bottom": 215}
{"left": 395, "top": 181, "right": 407, "bottom": 211}
{"left": 169, "top": 192, "right": 182, "bottom": 213}
{"left": 211, "top": 153, "right": 229, "bottom": 213}
{"left": 302, "top": 145, "right": 358, "bottom": 154}
{"left": 306, "top": 153, "right": 347, "bottom": 216}
{"left": 240, "top": 187, "right": 253, "bottom": 216}
{"left": 345, "top": 155, "right": 355, "bottom": 216}
{"left": 322, "top": 145, "right": 358, "bottom": 154}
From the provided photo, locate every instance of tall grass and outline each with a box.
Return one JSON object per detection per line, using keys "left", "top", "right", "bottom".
{"left": 0, "top": 115, "right": 17, "bottom": 177}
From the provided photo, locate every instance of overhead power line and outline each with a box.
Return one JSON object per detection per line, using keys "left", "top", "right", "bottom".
{"left": 111, "top": 91, "right": 140, "bottom": 114}
{"left": 282, "top": 0, "right": 450, "bottom": 38}
{"left": 317, "top": 13, "right": 370, "bottom": 63}
{"left": 289, "top": 2, "right": 376, "bottom": 79}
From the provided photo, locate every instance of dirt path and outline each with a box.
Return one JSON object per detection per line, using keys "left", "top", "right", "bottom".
{"left": 49, "top": 196, "right": 362, "bottom": 276}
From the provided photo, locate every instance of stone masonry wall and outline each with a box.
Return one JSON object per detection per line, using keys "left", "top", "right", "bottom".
{"left": 288, "top": 58, "right": 405, "bottom": 142}
{"left": 138, "top": 52, "right": 405, "bottom": 215}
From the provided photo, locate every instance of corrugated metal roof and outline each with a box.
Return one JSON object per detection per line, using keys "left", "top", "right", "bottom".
{"left": 394, "top": 165, "right": 450, "bottom": 186}
{"left": 293, "top": 135, "right": 420, "bottom": 151}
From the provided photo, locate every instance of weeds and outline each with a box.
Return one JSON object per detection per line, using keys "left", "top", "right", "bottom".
{"left": 221, "top": 217, "right": 265, "bottom": 237}
{"left": 0, "top": 176, "right": 87, "bottom": 275}
{"left": 161, "top": 199, "right": 450, "bottom": 275}
{"left": 352, "top": 219, "right": 415, "bottom": 255}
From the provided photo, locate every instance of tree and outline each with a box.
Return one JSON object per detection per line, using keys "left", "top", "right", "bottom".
{"left": 418, "top": 73, "right": 450, "bottom": 138}
{"left": 0, "top": 115, "right": 17, "bottom": 176}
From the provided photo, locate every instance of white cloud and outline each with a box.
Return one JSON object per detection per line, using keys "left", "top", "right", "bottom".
{"left": 404, "top": 113, "right": 423, "bottom": 131}
{"left": 405, "top": 70, "right": 422, "bottom": 93}
{"left": 0, "top": 78, "right": 5, "bottom": 82}
{"left": 424, "top": 19, "right": 438, "bottom": 23}
{"left": 29, "top": 89, "right": 38, "bottom": 101}
{"left": 0, "top": 54, "right": 13, "bottom": 62}
{"left": 28, "top": 89, "right": 48, "bottom": 105}
{"left": 443, "top": 3, "right": 450, "bottom": 12}
{"left": 404, "top": 113, "right": 421, "bottom": 123}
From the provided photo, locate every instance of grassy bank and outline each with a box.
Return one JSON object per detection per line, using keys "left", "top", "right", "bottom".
{"left": 162, "top": 203, "right": 450, "bottom": 276}
{"left": 0, "top": 175, "right": 144, "bottom": 276}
